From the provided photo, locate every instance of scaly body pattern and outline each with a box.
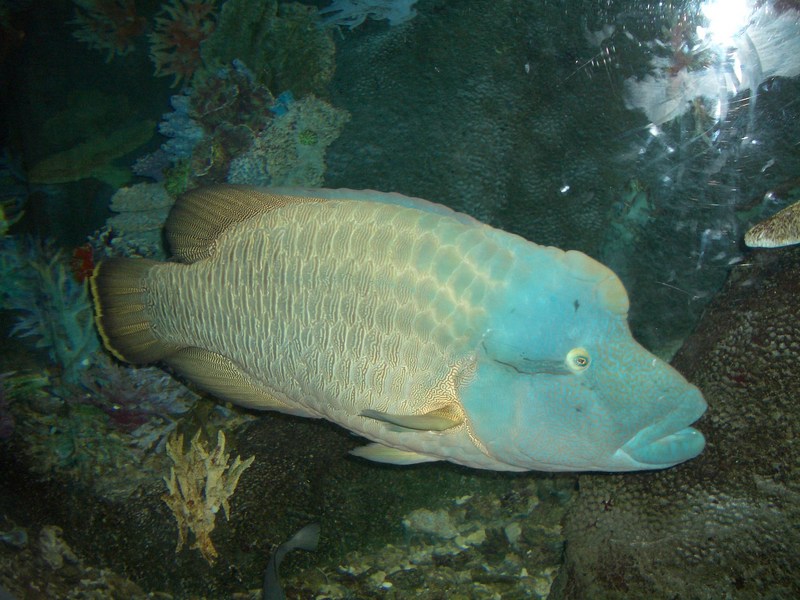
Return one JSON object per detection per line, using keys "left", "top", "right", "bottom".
{"left": 91, "top": 186, "right": 706, "bottom": 472}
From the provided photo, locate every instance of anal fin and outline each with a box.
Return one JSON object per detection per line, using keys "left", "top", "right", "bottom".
{"left": 166, "top": 347, "right": 316, "bottom": 417}
{"left": 350, "top": 443, "right": 440, "bottom": 465}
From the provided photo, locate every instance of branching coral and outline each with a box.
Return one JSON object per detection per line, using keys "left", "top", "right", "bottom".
{"left": 70, "top": 0, "right": 147, "bottom": 62}
{"left": 150, "top": 0, "right": 218, "bottom": 87}
{"left": 2, "top": 240, "right": 98, "bottom": 386}
{"left": 162, "top": 430, "right": 254, "bottom": 565}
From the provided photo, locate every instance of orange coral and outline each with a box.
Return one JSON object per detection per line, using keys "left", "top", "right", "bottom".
{"left": 71, "top": 0, "right": 147, "bottom": 62}
{"left": 149, "top": 0, "right": 217, "bottom": 87}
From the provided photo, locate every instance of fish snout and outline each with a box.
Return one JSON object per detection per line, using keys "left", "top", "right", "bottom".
{"left": 619, "top": 385, "right": 707, "bottom": 467}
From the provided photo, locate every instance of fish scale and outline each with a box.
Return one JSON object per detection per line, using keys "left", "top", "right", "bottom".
{"left": 153, "top": 201, "right": 490, "bottom": 424}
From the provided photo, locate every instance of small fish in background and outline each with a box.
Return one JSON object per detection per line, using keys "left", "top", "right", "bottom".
{"left": 263, "top": 523, "right": 320, "bottom": 600}
{"left": 90, "top": 185, "right": 706, "bottom": 473}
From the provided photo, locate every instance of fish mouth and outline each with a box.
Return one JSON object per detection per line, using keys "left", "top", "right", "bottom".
{"left": 621, "top": 426, "right": 706, "bottom": 466}
{"left": 619, "top": 391, "right": 707, "bottom": 467}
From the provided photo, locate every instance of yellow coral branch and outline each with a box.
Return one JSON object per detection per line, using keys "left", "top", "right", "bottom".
{"left": 162, "top": 429, "right": 254, "bottom": 565}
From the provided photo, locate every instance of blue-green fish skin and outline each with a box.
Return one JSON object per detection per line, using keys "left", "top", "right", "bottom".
{"left": 90, "top": 185, "right": 706, "bottom": 473}
{"left": 459, "top": 242, "right": 707, "bottom": 472}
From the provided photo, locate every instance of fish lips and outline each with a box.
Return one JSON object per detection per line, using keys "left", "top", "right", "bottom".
{"left": 619, "top": 390, "right": 708, "bottom": 467}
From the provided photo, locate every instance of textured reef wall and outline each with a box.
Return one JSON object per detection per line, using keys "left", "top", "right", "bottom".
{"left": 326, "top": 0, "right": 634, "bottom": 247}
{"left": 552, "top": 245, "right": 800, "bottom": 599}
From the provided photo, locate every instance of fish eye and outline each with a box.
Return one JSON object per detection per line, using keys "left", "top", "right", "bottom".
{"left": 566, "top": 347, "right": 590, "bottom": 372}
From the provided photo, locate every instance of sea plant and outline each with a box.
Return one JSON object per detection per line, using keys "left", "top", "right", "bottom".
{"left": 2, "top": 239, "right": 98, "bottom": 386}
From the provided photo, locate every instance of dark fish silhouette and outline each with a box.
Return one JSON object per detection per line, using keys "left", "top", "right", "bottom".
{"left": 264, "top": 523, "right": 320, "bottom": 600}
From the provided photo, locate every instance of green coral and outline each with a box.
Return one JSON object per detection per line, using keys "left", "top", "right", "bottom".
{"left": 163, "top": 159, "right": 193, "bottom": 198}
{"left": 297, "top": 128, "right": 319, "bottom": 146}
{"left": 198, "top": 0, "right": 335, "bottom": 97}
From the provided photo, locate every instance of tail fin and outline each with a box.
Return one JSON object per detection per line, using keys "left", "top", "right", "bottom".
{"left": 90, "top": 258, "right": 176, "bottom": 364}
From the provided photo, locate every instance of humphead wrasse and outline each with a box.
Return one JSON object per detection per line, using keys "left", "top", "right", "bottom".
{"left": 90, "top": 186, "right": 706, "bottom": 472}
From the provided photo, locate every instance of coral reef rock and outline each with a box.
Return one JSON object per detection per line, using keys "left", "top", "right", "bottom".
{"left": 105, "top": 181, "right": 175, "bottom": 257}
{"left": 552, "top": 246, "right": 800, "bottom": 599}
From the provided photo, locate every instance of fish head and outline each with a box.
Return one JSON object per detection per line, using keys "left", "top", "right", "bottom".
{"left": 463, "top": 248, "right": 707, "bottom": 472}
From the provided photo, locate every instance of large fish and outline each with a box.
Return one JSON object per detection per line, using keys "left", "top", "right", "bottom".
{"left": 90, "top": 186, "right": 706, "bottom": 472}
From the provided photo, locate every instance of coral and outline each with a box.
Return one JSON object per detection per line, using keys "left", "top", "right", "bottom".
{"left": 103, "top": 181, "right": 175, "bottom": 257}
{"left": 133, "top": 77, "right": 241, "bottom": 185}
{"left": 319, "top": 0, "right": 419, "bottom": 29}
{"left": 131, "top": 149, "right": 170, "bottom": 181}
{"left": 158, "top": 92, "right": 205, "bottom": 163}
{"left": 69, "top": 243, "right": 95, "bottom": 283}
{"left": 109, "top": 180, "right": 174, "bottom": 214}
{"left": 189, "top": 61, "right": 275, "bottom": 132}
{"left": 163, "top": 159, "right": 193, "bottom": 197}
{"left": 138, "top": 63, "right": 288, "bottom": 190}
{"left": 27, "top": 119, "right": 155, "bottom": 186}
{"left": 149, "top": 0, "right": 218, "bottom": 87}
{"left": 162, "top": 430, "right": 254, "bottom": 565}
{"left": 137, "top": 5, "right": 344, "bottom": 190}
{"left": 189, "top": 122, "right": 254, "bottom": 185}
{"left": 84, "top": 182, "right": 175, "bottom": 260}
{"left": 227, "top": 95, "right": 350, "bottom": 187}
{"left": 200, "top": 0, "right": 335, "bottom": 97}
{"left": 78, "top": 352, "right": 195, "bottom": 437}
{"left": 3, "top": 240, "right": 98, "bottom": 385}
{"left": 70, "top": 0, "right": 147, "bottom": 62}
{"left": 4, "top": 348, "right": 199, "bottom": 500}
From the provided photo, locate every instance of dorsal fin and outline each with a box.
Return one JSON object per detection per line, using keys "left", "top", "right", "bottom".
{"left": 166, "top": 185, "right": 484, "bottom": 263}
{"left": 165, "top": 185, "right": 325, "bottom": 263}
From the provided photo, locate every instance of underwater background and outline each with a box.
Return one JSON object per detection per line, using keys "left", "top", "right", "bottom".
{"left": 1, "top": 0, "right": 799, "bottom": 598}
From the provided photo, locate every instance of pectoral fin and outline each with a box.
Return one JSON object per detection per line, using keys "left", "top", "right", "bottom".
{"left": 361, "top": 407, "right": 463, "bottom": 431}
{"left": 351, "top": 443, "right": 440, "bottom": 465}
